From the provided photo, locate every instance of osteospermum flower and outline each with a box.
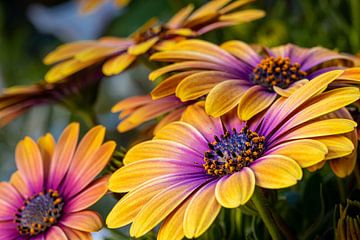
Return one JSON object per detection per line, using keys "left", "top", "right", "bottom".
{"left": 150, "top": 40, "right": 354, "bottom": 120}
{"left": 106, "top": 70, "right": 359, "bottom": 239}
{"left": 0, "top": 67, "right": 102, "bottom": 127}
{"left": 112, "top": 94, "right": 196, "bottom": 133}
{"left": 0, "top": 123, "right": 115, "bottom": 239}
{"left": 44, "top": 0, "right": 265, "bottom": 82}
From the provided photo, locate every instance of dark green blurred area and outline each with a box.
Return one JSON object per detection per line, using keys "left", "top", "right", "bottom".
{"left": 0, "top": 1, "right": 359, "bottom": 239}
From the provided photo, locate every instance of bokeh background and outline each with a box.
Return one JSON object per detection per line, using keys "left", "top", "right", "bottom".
{"left": 0, "top": 0, "right": 359, "bottom": 239}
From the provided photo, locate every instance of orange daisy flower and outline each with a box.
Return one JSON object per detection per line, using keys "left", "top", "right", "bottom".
{"left": 150, "top": 40, "right": 354, "bottom": 120}
{"left": 0, "top": 123, "right": 115, "bottom": 239}
{"left": 44, "top": 0, "right": 265, "bottom": 82}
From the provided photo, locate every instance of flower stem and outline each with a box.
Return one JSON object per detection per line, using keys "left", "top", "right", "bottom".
{"left": 251, "top": 187, "right": 283, "bottom": 240}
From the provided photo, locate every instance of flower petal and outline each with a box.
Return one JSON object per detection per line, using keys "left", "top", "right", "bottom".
{"left": 250, "top": 155, "right": 302, "bottom": 189}
{"left": 9, "top": 171, "right": 31, "bottom": 199}
{"left": 221, "top": 40, "right": 260, "bottom": 66}
{"left": 183, "top": 181, "right": 221, "bottom": 238}
{"left": 106, "top": 174, "right": 188, "bottom": 228}
{"left": 0, "top": 182, "right": 23, "bottom": 220}
{"left": 176, "top": 71, "right": 235, "bottom": 101}
{"left": 102, "top": 53, "right": 136, "bottom": 75}
{"left": 62, "top": 141, "right": 115, "bottom": 198}
{"left": 181, "top": 103, "right": 223, "bottom": 142}
{"left": 61, "top": 226, "right": 92, "bottom": 240}
{"left": 65, "top": 175, "right": 109, "bottom": 213}
{"left": 158, "top": 199, "right": 190, "bottom": 240}
{"left": 266, "top": 139, "right": 328, "bottom": 168}
{"left": 109, "top": 159, "right": 202, "bottom": 192}
{"left": 237, "top": 86, "right": 277, "bottom": 121}
{"left": 61, "top": 210, "right": 103, "bottom": 232}
{"left": 276, "top": 119, "right": 357, "bottom": 143}
{"left": 206, "top": 80, "right": 250, "bottom": 117}
{"left": 154, "top": 107, "right": 185, "bottom": 134}
{"left": 154, "top": 121, "right": 208, "bottom": 153}
{"left": 45, "top": 226, "right": 68, "bottom": 240}
{"left": 48, "top": 123, "right": 79, "bottom": 190}
{"left": 37, "top": 133, "right": 56, "bottom": 183}
{"left": 273, "top": 79, "right": 309, "bottom": 97}
{"left": 15, "top": 136, "right": 43, "bottom": 194}
{"left": 316, "top": 136, "right": 354, "bottom": 160}
{"left": 124, "top": 139, "right": 202, "bottom": 164}
{"left": 128, "top": 37, "right": 158, "bottom": 55}
{"left": 130, "top": 177, "right": 209, "bottom": 237}
{"left": 215, "top": 167, "right": 255, "bottom": 208}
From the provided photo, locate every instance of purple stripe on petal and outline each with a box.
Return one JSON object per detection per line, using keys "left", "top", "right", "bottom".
{"left": 307, "top": 66, "right": 346, "bottom": 79}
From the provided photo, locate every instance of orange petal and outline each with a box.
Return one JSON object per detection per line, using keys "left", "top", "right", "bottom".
{"left": 111, "top": 95, "right": 152, "bottom": 112}
{"left": 127, "top": 37, "right": 159, "bottom": 55}
{"left": 62, "top": 141, "right": 115, "bottom": 198}
{"left": 124, "top": 139, "right": 202, "bottom": 164}
{"left": 187, "top": 0, "right": 230, "bottom": 21}
{"left": 154, "top": 121, "right": 208, "bottom": 152}
{"left": 215, "top": 167, "right": 255, "bottom": 208}
{"left": 61, "top": 210, "right": 103, "bottom": 232}
{"left": 151, "top": 71, "right": 197, "bottom": 99}
{"left": 153, "top": 107, "right": 185, "bottom": 134}
{"left": 219, "top": 9, "right": 266, "bottom": 23}
{"left": 316, "top": 136, "right": 354, "bottom": 160}
{"left": 102, "top": 53, "right": 136, "bottom": 75}
{"left": 15, "top": 136, "right": 44, "bottom": 194}
{"left": 45, "top": 226, "right": 68, "bottom": 240}
{"left": 48, "top": 123, "right": 79, "bottom": 190}
{"left": 251, "top": 155, "right": 302, "bottom": 189}
{"left": 166, "top": 4, "right": 194, "bottom": 28}
{"left": 206, "top": 80, "right": 249, "bottom": 117}
{"left": 37, "top": 133, "right": 56, "bottom": 182}
{"left": 65, "top": 175, "right": 109, "bottom": 212}
{"left": 307, "top": 161, "right": 326, "bottom": 172}
{"left": 237, "top": 86, "right": 277, "bottom": 121}
{"left": 10, "top": 171, "right": 31, "bottom": 199}
{"left": 221, "top": 40, "right": 260, "bottom": 65}
{"left": 176, "top": 71, "right": 234, "bottom": 101}
{"left": 109, "top": 159, "right": 201, "bottom": 192}
{"left": 181, "top": 103, "right": 223, "bottom": 142}
{"left": 61, "top": 226, "right": 92, "bottom": 240}
{"left": 183, "top": 181, "right": 221, "bottom": 238}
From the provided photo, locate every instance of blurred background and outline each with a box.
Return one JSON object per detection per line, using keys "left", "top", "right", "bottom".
{"left": 0, "top": 0, "right": 359, "bottom": 239}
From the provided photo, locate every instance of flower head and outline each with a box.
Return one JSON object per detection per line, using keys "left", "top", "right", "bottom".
{"left": 112, "top": 94, "right": 196, "bottom": 133}
{"left": 150, "top": 40, "right": 354, "bottom": 120}
{"left": 44, "top": 0, "right": 265, "bottom": 82}
{"left": 0, "top": 68, "right": 102, "bottom": 127}
{"left": 0, "top": 123, "right": 116, "bottom": 239}
{"left": 106, "top": 70, "right": 359, "bottom": 239}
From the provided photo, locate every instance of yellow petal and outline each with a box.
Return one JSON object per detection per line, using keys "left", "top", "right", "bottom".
{"left": 215, "top": 167, "right": 255, "bottom": 208}
{"left": 183, "top": 181, "right": 221, "bottom": 238}
{"left": 273, "top": 79, "right": 309, "bottom": 97}
{"left": 130, "top": 178, "right": 208, "bottom": 237}
{"left": 102, "top": 53, "right": 136, "bottom": 75}
{"left": 176, "top": 71, "right": 234, "bottom": 101}
{"left": 128, "top": 37, "right": 159, "bottom": 55}
{"left": 268, "top": 139, "right": 328, "bottom": 168}
{"left": 166, "top": 4, "right": 194, "bottom": 29}
{"left": 316, "top": 136, "right": 354, "bottom": 160}
{"left": 219, "top": 9, "right": 266, "bottom": 23}
{"left": 237, "top": 86, "right": 277, "bottom": 121}
{"left": 281, "top": 119, "right": 357, "bottom": 141}
{"left": 123, "top": 139, "right": 202, "bottom": 164}
{"left": 251, "top": 155, "right": 302, "bottom": 189}
{"left": 205, "top": 80, "right": 249, "bottom": 117}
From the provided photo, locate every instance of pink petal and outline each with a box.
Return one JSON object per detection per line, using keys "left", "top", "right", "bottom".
{"left": 61, "top": 210, "right": 103, "bottom": 232}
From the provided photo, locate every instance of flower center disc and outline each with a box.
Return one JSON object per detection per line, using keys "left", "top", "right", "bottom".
{"left": 203, "top": 127, "right": 265, "bottom": 177}
{"left": 15, "top": 190, "right": 64, "bottom": 236}
{"left": 250, "top": 56, "right": 307, "bottom": 91}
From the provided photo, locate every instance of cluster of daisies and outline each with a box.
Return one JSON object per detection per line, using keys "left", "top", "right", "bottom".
{"left": 0, "top": 1, "right": 360, "bottom": 239}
